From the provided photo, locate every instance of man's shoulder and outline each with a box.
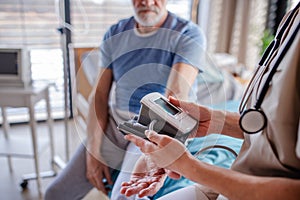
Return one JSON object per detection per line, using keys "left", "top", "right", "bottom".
{"left": 165, "top": 12, "right": 201, "bottom": 34}
{"left": 107, "top": 17, "right": 135, "bottom": 36}
{"left": 167, "top": 12, "right": 189, "bottom": 25}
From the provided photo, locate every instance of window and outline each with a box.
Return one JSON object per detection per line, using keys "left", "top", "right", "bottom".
{"left": 0, "top": 0, "right": 63, "bottom": 122}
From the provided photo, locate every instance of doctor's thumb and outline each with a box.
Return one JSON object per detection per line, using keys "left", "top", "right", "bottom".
{"left": 145, "top": 130, "right": 161, "bottom": 143}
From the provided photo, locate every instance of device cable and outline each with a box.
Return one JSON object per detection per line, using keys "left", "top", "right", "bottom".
{"left": 148, "top": 119, "right": 158, "bottom": 131}
{"left": 193, "top": 144, "right": 238, "bottom": 158}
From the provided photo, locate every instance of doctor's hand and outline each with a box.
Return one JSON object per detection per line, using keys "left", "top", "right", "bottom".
{"left": 86, "top": 151, "right": 112, "bottom": 194}
{"left": 169, "top": 96, "right": 212, "bottom": 137}
{"left": 124, "top": 131, "right": 191, "bottom": 177}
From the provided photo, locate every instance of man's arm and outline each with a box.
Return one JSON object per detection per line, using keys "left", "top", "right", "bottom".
{"left": 85, "top": 68, "right": 113, "bottom": 193}
{"left": 86, "top": 68, "right": 113, "bottom": 151}
{"left": 165, "top": 62, "right": 199, "bottom": 100}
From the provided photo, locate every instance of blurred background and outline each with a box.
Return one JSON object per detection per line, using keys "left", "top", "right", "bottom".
{"left": 0, "top": 0, "right": 298, "bottom": 199}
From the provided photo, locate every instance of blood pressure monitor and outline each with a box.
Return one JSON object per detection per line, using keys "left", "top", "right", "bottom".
{"left": 118, "top": 92, "right": 198, "bottom": 143}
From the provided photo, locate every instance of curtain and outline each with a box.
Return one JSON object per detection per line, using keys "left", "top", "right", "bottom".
{"left": 197, "top": 0, "right": 269, "bottom": 70}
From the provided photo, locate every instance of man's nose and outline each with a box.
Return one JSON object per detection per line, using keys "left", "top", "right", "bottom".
{"left": 141, "top": 0, "right": 155, "bottom": 7}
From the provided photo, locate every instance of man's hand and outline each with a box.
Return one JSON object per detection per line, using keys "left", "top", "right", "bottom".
{"left": 86, "top": 151, "right": 112, "bottom": 194}
{"left": 120, "top": 155, "right": 167, "bottom": 198}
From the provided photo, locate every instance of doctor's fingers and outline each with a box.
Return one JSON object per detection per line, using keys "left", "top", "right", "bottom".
{"left": 169, "top": 97, "right": 201, "bottom": 118}
{"left": 169, "top": 97, "right": 211, "bottom": 121}
{"left": 145, "top": 130, "right": 173, "bottom": 147}
{"left": 125, "top": 134, "right": 157, "bottom": 153}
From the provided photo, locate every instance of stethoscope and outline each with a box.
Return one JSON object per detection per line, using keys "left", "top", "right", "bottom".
{"left": 239, "top": 3, "right": 300, "bottom": 134}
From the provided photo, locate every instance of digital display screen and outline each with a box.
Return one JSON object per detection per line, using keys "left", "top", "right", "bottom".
{"left": 154, "top": 98, "right": 180, "bottom": 115}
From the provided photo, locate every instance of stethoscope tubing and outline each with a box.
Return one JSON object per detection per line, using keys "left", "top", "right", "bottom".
{"left": 255, "top": 22, "right": 300, "bottom": 109}
{"left": 239, "top": 3, "right": 299, "bottom": 134}
{"left": 239, "top": 4, "right": 299, "bottom": 114}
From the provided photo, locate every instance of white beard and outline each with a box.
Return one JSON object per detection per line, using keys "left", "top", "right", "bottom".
{"left": 134, "top": 7, "right": 165, "bottom": 27}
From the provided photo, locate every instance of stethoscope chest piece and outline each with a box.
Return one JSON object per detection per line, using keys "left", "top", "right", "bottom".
{"left": 239, "top": 108, "right": 267, "bottom": 134}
